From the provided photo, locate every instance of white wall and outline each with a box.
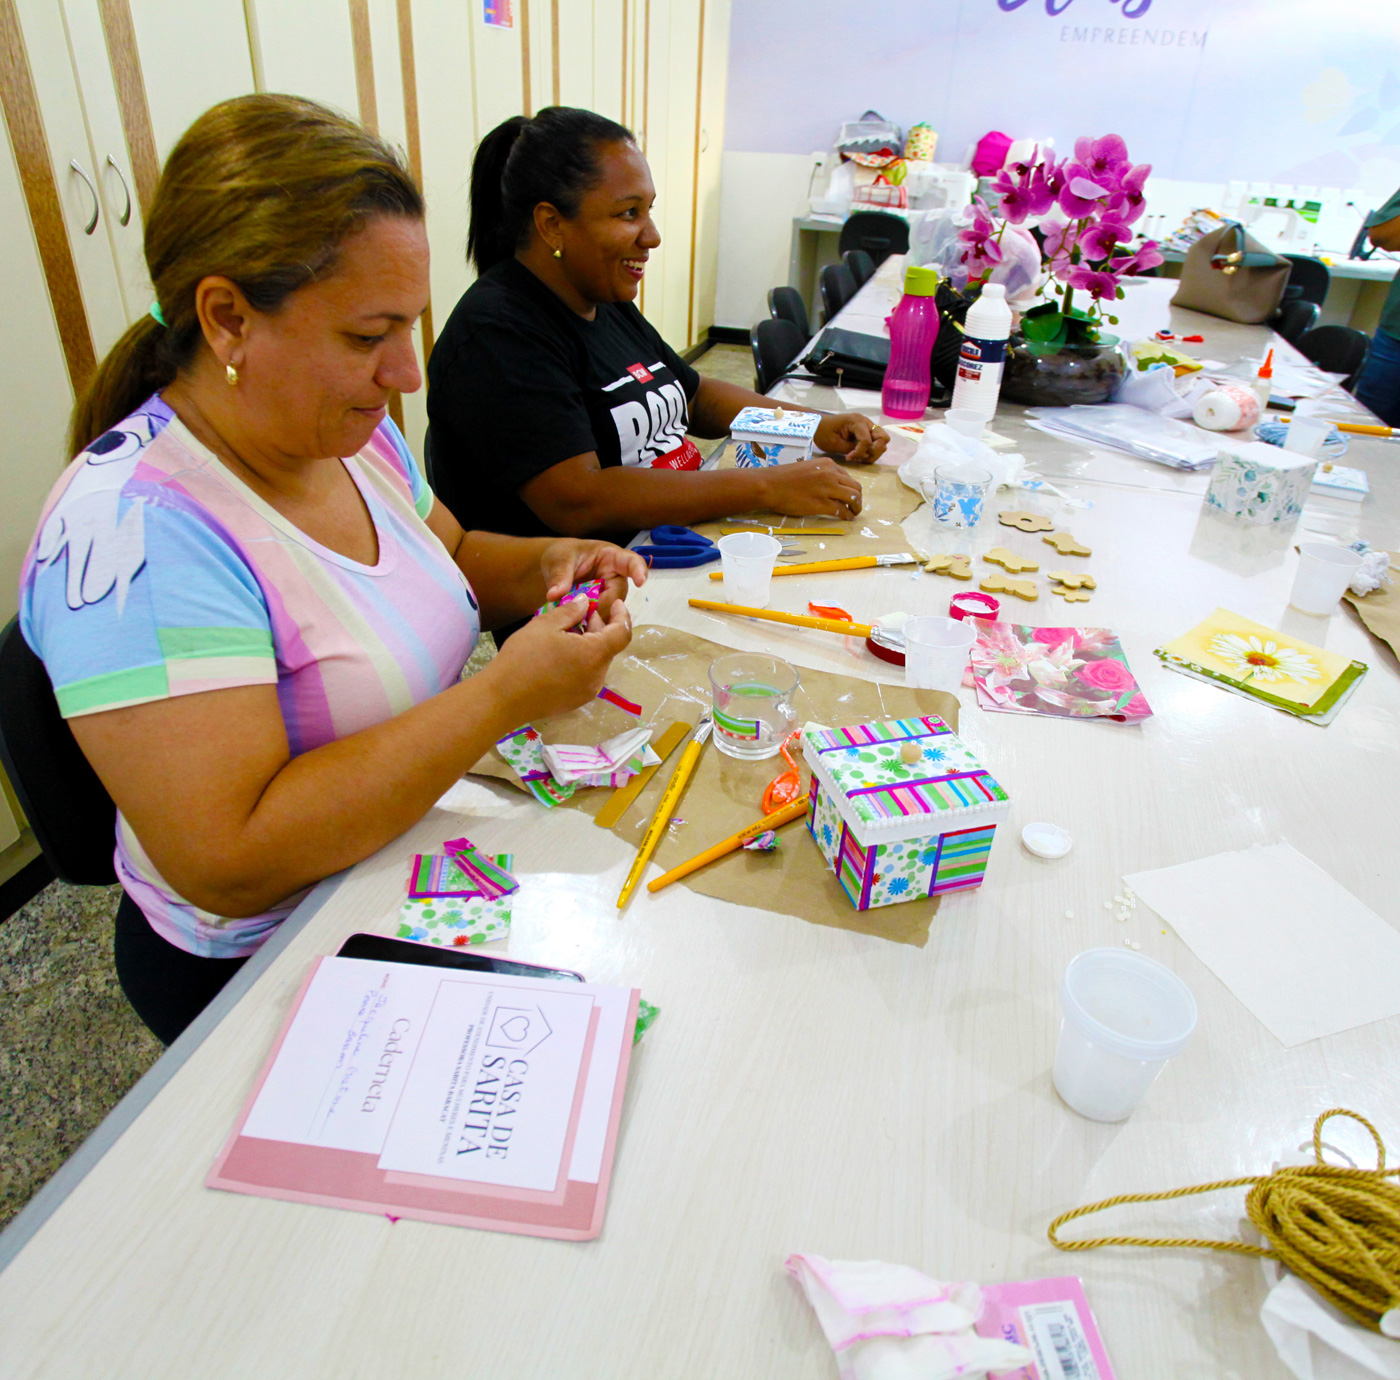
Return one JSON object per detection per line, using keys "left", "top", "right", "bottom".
{"left": 714, "top": 0, "right": 1400, "bottom": 330}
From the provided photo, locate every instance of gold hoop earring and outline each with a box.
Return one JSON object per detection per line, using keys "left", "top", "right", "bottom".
{"left": 552, "top": 247, "right": 562, "bottom": 260}
{"left": 225, "top": 363, "right": 239, "bottom": 386}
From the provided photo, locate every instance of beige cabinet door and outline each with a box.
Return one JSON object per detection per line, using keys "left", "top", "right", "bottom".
{"left": 14, "top": 0, "right": 130, "bottom": 356}
{"left": 127, "top": 0, "right": 255, "bottom": 157}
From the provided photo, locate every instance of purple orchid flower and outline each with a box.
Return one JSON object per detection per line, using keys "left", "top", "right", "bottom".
{"left": 1108, "top": 240, "right": 1165, "bottom": 276}
{"left": 1079, "top": 218, "right": 1133, "bottom": 262}
{"left": 1057, "top": 168, "right": 1114, "bottom": 219}
{"left": 958, "top": 197, "right": 1005, "bottom": 265}
{"left": 1106, "top": 162, "right": 1152, "bottom": 226}
{"left": 1067, "top": 265, "right": 1121, "bottom": 301}
{"left": 1073, "top": 134, "right": 1130, "bottom": 185}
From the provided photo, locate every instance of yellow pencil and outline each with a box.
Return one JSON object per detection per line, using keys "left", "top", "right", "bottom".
{"left": 616, "top": 716, "right": 713, "bottom": 908}
{"left": 688, "top": 598, "right": 874, "bottom": 638}
{"left": 646, "top": 797, "right": 810, "bottom": 893}
{"left": 1282, "top": 417, "right": 1394, "bottom": 438}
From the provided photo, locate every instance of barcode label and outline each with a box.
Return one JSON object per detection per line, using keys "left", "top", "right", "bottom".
{"left": 1019, "top": 1301, "right": 1100, "bottom": 1380}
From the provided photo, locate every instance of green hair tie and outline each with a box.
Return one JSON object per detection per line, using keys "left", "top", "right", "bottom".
{"left": 149, "top": 301, "right": 167, "bottom": 327}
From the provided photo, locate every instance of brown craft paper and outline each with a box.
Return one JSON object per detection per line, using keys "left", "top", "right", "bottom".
{"left": 467, "top": 625, "right": 959, "bottom": 945}
{"left": 1343, "top": 553, "right": 1400, "bottom": 664}
{"left": 689, "top": 451, "right": 924, "bottom": 560}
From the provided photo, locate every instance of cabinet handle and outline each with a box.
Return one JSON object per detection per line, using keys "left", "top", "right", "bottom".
{"left": 69, "top": 160, "right": 99, "bottom": 234}
{"left": 106, "top": 155, "right": 132, "bottom": 226}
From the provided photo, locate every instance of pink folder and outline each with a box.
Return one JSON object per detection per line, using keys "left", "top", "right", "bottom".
{"left": 208, "top": 958, "right": 640, "bottom": 1241}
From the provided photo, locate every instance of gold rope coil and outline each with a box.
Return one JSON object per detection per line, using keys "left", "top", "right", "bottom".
{"left": 1047, "top": 1110, "right": 1400, "bottom": 1333}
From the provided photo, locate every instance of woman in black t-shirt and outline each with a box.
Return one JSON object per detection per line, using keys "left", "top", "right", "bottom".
{"left": 427, "top": 107, "right": 888, "bottom": 542}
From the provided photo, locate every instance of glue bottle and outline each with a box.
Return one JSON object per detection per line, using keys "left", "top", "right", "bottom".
{"left": 950, "top": 283, "right": 1013, "bottom": 420}
{"left": 881, "top": 265, "right": 941, "bottom": 420}
{"left": 1250, "top": 348, "right": 1274, "bottom": 410}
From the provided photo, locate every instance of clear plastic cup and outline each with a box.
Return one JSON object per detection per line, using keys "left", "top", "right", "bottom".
{"left": 1053, "top": 949, "right": 1197, "bottom": 1123}
{"left": 925, "top": 462, "right": 993, "bottom": 529}
{"left": 708, "top": 653, "right": 799, "bottom": 760}
{"left": 1289, "top": 542, "right": 1362, "bottom": 616}
{"left": 717, "top": 532, "right": 783, "bottom": 608}
{"left": 903, "top": 615, "right": 975, "bottom": 692}
{"left": 943, "top": 408, "right": 988, "bottom": 441}
{"left": 1283, "top": 415, "right": 1332, "bottom": 457}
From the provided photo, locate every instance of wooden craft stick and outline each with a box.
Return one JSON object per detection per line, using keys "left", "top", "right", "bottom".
{"left": 719, "top": 525, "right": 846, "bottom": 535}
{"left": 709, "top": 555, "right": 879, "bottom": 580}
{"left": 647, "top": 797, "right": 810, "bottom": 893}
{"left": 688, "top": 599, "right": 874, "bottom": 638}
{"left": 593, "top": 720, "right": 690, "bottom": 829}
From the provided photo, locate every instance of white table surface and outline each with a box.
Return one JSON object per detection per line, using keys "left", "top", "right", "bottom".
{"left": 2, "top": 275, "right": 1399, "bottom": 1380}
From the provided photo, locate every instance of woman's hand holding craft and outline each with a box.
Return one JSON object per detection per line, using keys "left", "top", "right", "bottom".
{"left": 815, "top": 412, "right": 889, "bottom": 464}
{"left": 486, "top": 596, "right": 633, "bottom": 722}
{"left": 539, "top": 537, "right": 647, "bottom": 618}
{"left": 761, "top": 457, "right": 864, "bottom": 520}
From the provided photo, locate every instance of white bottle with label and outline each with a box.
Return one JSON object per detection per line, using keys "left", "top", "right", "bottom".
{"left": 950, "top": 283, "right": 1013, "bottom": 419}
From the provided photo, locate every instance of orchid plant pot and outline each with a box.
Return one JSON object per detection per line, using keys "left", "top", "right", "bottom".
{"left": 1001, "top": 334, "right": 1126, "bottom": 407}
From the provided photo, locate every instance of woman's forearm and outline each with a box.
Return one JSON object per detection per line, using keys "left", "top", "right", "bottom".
{"left": 453, "top": 530, "right": 555, "bottom": 628}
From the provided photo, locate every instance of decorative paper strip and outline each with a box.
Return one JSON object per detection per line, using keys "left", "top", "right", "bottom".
{"left": 597, "top": 686, "right": 642, "bottom": 716}
{"left": 408, "top": 853, "right": 482, "bottom": 899}
{"left": 742, "top": 831, "right": 779, "bottom": 851}
{"left": 397, "top": 854, "right": 515, "bottom": 946}
{"left": 969, "top": 620, "right": 1152, "bottom": 723}
{"left": 712, "top": 705, "right": 760, "bottom": 739}
{"left": 540, "top": 726, "right": 655, "bottom": 786}
{"left": 535, "top": 578, "right": 605, "bottom": 630}
{"left": 808, "top": 715, "right": 953, "bottom": 752}
{"left": 441, "top": 837, "right": 518, "bottom": 901}
{"left": 495, "top": 725, "right": 577, "bottom": 807}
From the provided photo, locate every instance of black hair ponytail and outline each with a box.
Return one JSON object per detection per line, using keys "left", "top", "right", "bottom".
{"left": 468, "top": 106, "right": 634, "bottom": 274}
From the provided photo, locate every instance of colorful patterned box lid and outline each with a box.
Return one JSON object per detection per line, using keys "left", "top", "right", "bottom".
{"left": 730, "top": 406, "right": 821, "bottom": 442}
{"left": 801, "top": 714, "right": 1010, "bottom": 846}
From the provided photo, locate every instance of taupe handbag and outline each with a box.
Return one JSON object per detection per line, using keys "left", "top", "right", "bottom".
{"left": 1170, "top": 220, "right": 1291, "bottom": 324}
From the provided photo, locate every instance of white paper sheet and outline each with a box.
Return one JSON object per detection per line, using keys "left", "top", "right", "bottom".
{"left": 1123, "top": 843, "right": 1400, "bottom": 1046}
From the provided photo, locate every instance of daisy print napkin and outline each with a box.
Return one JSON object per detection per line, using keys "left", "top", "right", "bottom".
{"left": 1156, "top": 607, "right": 1367, "bottom": 722}
{"left": 969, "top": 619, "right": 1153, "bottom": 723}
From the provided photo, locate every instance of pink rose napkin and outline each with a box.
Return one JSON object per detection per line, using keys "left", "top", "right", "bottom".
{"left": 968, "top": 619, "right": 1152, "bottom": 723}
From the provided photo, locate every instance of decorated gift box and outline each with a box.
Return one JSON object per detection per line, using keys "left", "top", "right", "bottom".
{"left": 731, "top": 406, "right": 820, "bottom": 467}
{"left": 1204, "top": 439, "right": 1316, "bottom": 527}
{"left": 801, "top": 715, "right": 1010, "bottom": 911}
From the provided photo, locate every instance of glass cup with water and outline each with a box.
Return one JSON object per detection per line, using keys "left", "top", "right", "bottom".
{"left": 707, "top": 653, "right": 800, "bottom": 760}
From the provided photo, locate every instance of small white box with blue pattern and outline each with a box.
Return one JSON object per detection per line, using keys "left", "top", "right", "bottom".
{"left": 730, "top": 406, "right": 820, "bottom": 468}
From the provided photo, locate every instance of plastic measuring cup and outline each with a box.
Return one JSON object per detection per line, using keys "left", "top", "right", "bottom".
{"left": 1282, "top": 415, "right": 1332, "bottom": 457}
{"left": 903, "top": 615, "right": 975, "bottom": 693}
{"left": 1289, "top": 542, "right": 1362, "bottom": 616}
{"left": 1053, "top": 949, "right": 1197, "bottom": 1122}
{"left": 717, "top": 532, "right": 783, "bottom": 608}
{"left": 708, "top": 653, "right": 800, "bottom": 760}
{"left": 943, "top": 408, "right": 988, "bottom": 441}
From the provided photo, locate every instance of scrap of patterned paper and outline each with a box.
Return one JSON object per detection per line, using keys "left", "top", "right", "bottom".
{"left": 540, "top": 726, "right": 659, "bottom": 788}
{"left": 441, "top": 837, "right": 518, "bottom": 899}
{"left": 535, "top": 578, "right": 604, "bottom": 629}
{"left": 1155, "top": 607, "right": 1366, "bottom": 722}
{"left": 969, "top": 619, "right": 1152, "bottom": 722}
{"left": 496, "top": 725, "right": 577, "bottom": 806}
{"left": 397, "top": 853, "right": 515, "bottom": 946}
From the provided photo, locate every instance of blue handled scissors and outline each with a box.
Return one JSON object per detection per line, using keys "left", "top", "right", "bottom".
{"left": 634, "top": 524, "right": 721, "bottom": 568}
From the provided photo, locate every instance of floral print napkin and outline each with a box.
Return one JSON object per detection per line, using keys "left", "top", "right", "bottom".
{"left": 969, "top": 619, "right": 1152, "bottom": 722}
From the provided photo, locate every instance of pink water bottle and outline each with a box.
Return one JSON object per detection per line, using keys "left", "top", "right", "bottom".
{"left": 881, "top": 264, "right": 941, "bottom": 420}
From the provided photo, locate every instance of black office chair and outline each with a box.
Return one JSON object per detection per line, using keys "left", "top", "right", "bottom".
{"left": 1274, "top": 298, "right": 1320, "bottom": 345}
{"left": 749, "top": 318, "right": 805, "bottom": 394}
{"left": 1296, "top": 325, "right": 1371, "bottom": 393}
{"left": 421, "top": 425, "right": 438, "bottom": 494}
{"left": 1283, "top": 255, "right": 1331, "bottom": 308}
{"left": 767, "top": 285, "right": 810, "bottom": 341}
{"left": 843, "top": 249, "right": 875, "bottom": 288}
{"left": 0, "top": 617, "right": 116, "bottom": 885}
{"left": 837, "top": 211, "right": 909, "bottom": 266}
{"left": 819, "top": 262, "right": 857, "bottom": 325}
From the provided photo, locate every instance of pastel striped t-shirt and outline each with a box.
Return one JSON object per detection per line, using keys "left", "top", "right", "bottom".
{"left": 20, "top": 394, "right": 480, "bottom": 958}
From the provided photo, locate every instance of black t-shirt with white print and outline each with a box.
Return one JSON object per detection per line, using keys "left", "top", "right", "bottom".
{"left": 426, "top": 258, "right": 702, "bottom": 541}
